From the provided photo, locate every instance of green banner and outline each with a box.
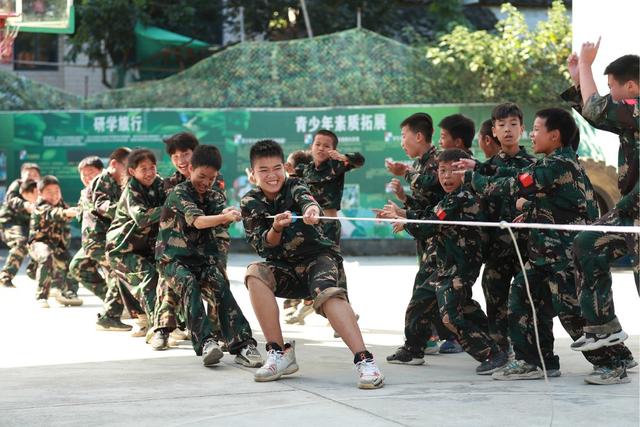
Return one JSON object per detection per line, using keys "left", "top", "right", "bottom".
{"left": 0, "top": 105, "right": 541, "bottom": 238}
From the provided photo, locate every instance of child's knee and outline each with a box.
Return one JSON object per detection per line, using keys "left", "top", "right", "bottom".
{"left": 245, "top": 262, "right": 276, "bottom": 293}
{"left": 313, "top": 287, "right": 348, "bottom": 317}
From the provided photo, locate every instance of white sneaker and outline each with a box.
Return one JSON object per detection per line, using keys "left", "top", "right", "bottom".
{"left": 37, "top": 298, "right": 49, "bottom": 308}
{"left": 202, "top": 338, "right": 224, "bottom": 366}
{"left": 254, "top": 342, "right": 299, "bottom": 382}
{"left": 235, "top": 343, "right": 264, "bottom": 368}
{"left": 355, "top": 358, "right": 385, "bottom": 389}
{"left": 570, "top": 330, "right": 629, "bottom": 352}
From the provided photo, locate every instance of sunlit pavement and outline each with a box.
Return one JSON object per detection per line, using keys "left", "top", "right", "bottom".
{"left": 0, "top": 251, "right": 638, "bottom": 426}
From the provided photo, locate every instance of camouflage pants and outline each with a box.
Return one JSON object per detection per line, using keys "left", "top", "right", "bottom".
{"left": 87, "top": 244, "right": 137, "bottom": 319}
{"left": 68, "top": 247, "right": 108, "bottom": 300}
{"left": 109, "top": 251, "right": 157, "bottom": 320}
{"left": 159, "top": 261, "right": 254, "bottom": 355}
{"left": 509, "top": 260, "right": 633, "bottom": 370}
{"left": 0, "top": 224, "right": 35, "bottom": 283}
{"left": 245, "top": 253, "right": 347, "bottom": 317}
{"left": 481, "top": 230, "right": 528, "bottom": 353}
{"left": 28, "top": 242, "right": 78, "bottom": 300}
{"left": 432, "top": 274, "right": 495, "bottom": 362}
{"left": 573, "top": 208, "right": 640, "bottom": 334}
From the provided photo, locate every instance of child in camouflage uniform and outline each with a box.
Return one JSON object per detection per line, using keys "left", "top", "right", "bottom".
{"left": 477, "top": 119, "right": 501, "bottom": 159}
{"left": 154, "top": 145, "right": 263, "bottom": 368}
{"left": 438, "top": 114, "right": 476, "bottom": 157}
{"left": 465, "top": 103, "right": 536, "bottom": 356}
{"left": 106, "top": 149, "right": 166, "bottom": 337}
{"left": 385, "top": 148, "right": 508, "bottom": 374}
{"left": 382, "top": 113, "right": 449, "bottom": 363}
{"left": 563, "top": 48, "right": 639, "bottom": 373}
{"left": 28, "top": 176, "right": 80, "bottom": 308}
{"left": 68, "top": 156, "right": 106, "bottom": 303}
{"left": 241, "top": 139, "right": 384, "bottom": 389}
{"left": 457, "top": 108, "right": 634, "bottom": 384}
{"left": 0, "top": 163, "right": 41, "bottom": 288}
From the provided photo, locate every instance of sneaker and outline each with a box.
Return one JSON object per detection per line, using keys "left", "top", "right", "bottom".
{"left": 547, "top": 368, "right": 562, "bottom": 378}
{"left": 254, "top": 342, "right": 299, "bottom": 382}
{"left": 170, "top": 329, "right": 189, "bottom": 341}
{"left": 286, "top": 304, "right": 315, "bottom": 326}
{"left": 235, "top": 343, "right": 264, "bottom": 368}
{"left": 150, "top": 329, "right": 169, "bottom": 350}
{"left": 131, "top": 315, "right": 148, "bottom": 337}
{"left": 386, "top": 347, "right": 425, "bottom": 365}
{"left": 492, "top": 360, "right": 543, "bottom": 381}
{"left": 424, "top": 338, "right": 440, "bottom": 355}
{"left": 476, "top": 351, "right": 509, "bottom": 375}
{"left": 570, "top": 330, "right": 629, "bottom": 352}
{"left": 585, "top": 365, "right": 630, "bottom": 385}
{"left": 96, "top": 315, "right": 133, "bottom": 332}
{"left": 37, "top": 298, "right": 49, "bottom": 308}
{"left": 202, "top": 338, "right": 224, "bottom": 366}
{"left": 55, "top": 291, "right": 83, "bottom": 307}
{"left": 625, "top": 358, "right": 638, "bottom": 370}
{"left": 439, "top": 338, "right": 463, "bottom": 354}
{"left": 0, "top": 279, "right": 16, "bottom": 288}
{"left": 356, "top": 358, "right": 385, "bottom": 389}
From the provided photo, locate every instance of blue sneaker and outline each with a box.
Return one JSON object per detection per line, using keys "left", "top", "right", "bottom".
{"left": 439, "top": 338, "right": 463, "bottom": 354}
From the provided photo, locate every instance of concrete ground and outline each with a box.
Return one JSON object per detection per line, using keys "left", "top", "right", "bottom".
{"left": 0, "top": 252, "right": 638, "bottom": 427}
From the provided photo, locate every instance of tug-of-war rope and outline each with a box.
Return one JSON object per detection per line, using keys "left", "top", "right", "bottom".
{"left": 271, "top": 214, "right": 640, "bottom": 426}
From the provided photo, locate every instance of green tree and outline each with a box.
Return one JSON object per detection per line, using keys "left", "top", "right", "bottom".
{"left": 422, "top": 0, "right": 572, "bottom": 104}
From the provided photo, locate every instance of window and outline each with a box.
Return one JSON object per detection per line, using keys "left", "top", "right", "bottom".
{"left": 13, "top": 33, "right": 59, "bottom": 71}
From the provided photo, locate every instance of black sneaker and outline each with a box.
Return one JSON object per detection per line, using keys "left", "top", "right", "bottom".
{"left": 571, "top": 330, "right": 629, "bottom": 352}
{"left": 386, "top": 347, "right": 425, "bottom": 365}
{"left": 56, "top": 291, "right": 83, "bottom": 307}
{"left": 96, "top": 315, "right": 132, "bottom": 332}
{"left": 476, "top": 350, "right": 509, "bottom": 375}
{"left": 150, "top": 329, "right": 169, "bottom": 351}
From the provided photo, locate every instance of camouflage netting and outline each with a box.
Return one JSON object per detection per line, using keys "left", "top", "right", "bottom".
{"left": 86, "top": 29, "right": 431, "bottom": 109}
{"left": 0, "top": 69, "right": 82, "bottom": 110}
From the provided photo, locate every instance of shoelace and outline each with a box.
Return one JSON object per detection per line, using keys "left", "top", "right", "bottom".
{"left": 505, "top": 360, "right": 523, "bottom": 370}
{"left": 356, "top": 359, "right": 379, "bottom": 376}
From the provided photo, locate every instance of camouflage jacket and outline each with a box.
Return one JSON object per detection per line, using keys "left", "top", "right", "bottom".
{"left": 82, "top": 170, "right": 122, "bottom": 251}
{"left": 75, "top": 187, "right": 91, "bottom": 227}
{"left": 106, "top": 176, "right": 166, "bottom": 257}
{"left": 0, "top": 179, "right": 30, "bottom": 227}
{"left": 470, "top": 146, "right": 536, "bottom": 222}
{"left": 241, "top": 178, "right": 337, "bottom": 262}
{"left": 403, "top": 145, "right": 445, "bottom": 211}
{"left": 155, "top": 180, "right": 223, "bottom": 266}
{"left": 299, "top": 153, "right": 365, "bottom": 210}
{"left": 561, "top": 86, "right": 639, "bottom": 218}
{"left": 465, "top": 146, "right": 594, "bottom": 266}
{"left": 404, "top": 187, "right": 484, "bottom": 282}
{"left": 28, "top": 198, "right": 71, "bottom": 250}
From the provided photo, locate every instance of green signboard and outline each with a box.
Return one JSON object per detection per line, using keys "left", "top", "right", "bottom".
{"left": 0, "top": 104, "right": 537, "bottom": 238}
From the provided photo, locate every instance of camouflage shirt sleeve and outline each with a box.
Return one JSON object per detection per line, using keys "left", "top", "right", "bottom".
{"left": 92, "top": 176, "right": 118, "bottom": 220}
{"left": 124, "top": 178, "right": 165, "bottom": 229}
{"left": 173, "top": 185, "right": 206, "bottom": 226}
{"left": 5, "top": 180, "right": 26, "bottom": 211}
{"left": 240, "top": 191, "right": 277, "bottom": 258}
{"left": 404, "top": 193, "right": 465, "bottom": 241}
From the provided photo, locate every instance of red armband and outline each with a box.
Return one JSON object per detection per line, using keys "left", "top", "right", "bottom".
{"left": 518, "top": 173, "right": 534, "bottom": 188}
{"left": 436, "top": 208, "right": 447, "bottom": 220}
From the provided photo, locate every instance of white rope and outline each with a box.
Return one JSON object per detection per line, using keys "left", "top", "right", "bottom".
{"left": 271, "top": 215, "right": 640, "bottom": 234}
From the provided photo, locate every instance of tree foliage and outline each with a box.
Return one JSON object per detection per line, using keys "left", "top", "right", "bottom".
{"left": 423, "top": 0, "right": 572, "bottom": 104}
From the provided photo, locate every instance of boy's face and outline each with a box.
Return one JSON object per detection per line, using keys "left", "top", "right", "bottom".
{"left": 21, "top": 168, "right": 41, "bottom": 182}
{"left": 189, "top": 165, "right": 218, "bottom": 195}
{"left": 607, "top": 75, "right": 639, "bottom": 102}
{"left": 438, "top": 128, "right": 462, "bottom": 150}
{"left": 79, "top": 165, "right": 102, "bottom": 187}
{"left": 438, "top": 161, "right": 463, "bottom": 194}
{"left": 129, "top": 159, "right": 157, "bottom": 188}
{"left": 479, "top": 134, "right": 500, "bottom": 158}
{"left": 40, "top": 184, "right": 62, "bottom": 206}
{"left": 400, "top": 126, "right": 423, "bottom": 158}
{"left": 251, "top": 156, "right": 286, "bottom": 198}
{"left": 492, "top": 116, "right": 524, "bottom": 151}
{"left": 110, "top": 159, "right": 129, "bottom": 185}
{"left": 311, "top": 134, "right": 334, "bottom": 163}
{"left": 170, "top": 149, "right": 193, "bottom": 177}
{"left": 530, "top": 117, "right": 561, "bottom": 155}
{"left": 21, "top": 189, "right": 38, "bottom": 204}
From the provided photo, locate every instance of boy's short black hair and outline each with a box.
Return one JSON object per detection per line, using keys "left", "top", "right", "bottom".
{"left": 604, "top": 54, "right": 639, "bottom": 85}
{"left": 37, "top": 175, "right": 60, "bottom": 192}
{"left": 77, "top": 156, "right": 104, "bottom": 172}
{"left": 314, "top": 129, "right": 339, "bottom": 149}
{"left": 163, "top": 132, "right": 200, "bottom": 155}
{"left": 250, "top": 139, "right": 284, "bottom": 167}
{"left": 439, "top": 114, "right": 475, "bottom": 148}
{"left": 535, "top": 108, "right": 580, "bottom": 151}
{"left": 20, "top": 162, "right": 40, "bottom": 174}
{"left": 190, "top": 145, "right": 222, "bottom": 171}
{"left": 127, "top": 148, "right": 157, "bottom": 171}
{"left": 479, "top": 119, "right": 500, "bottom": 145}
{"left": 492, "top": 102, "right": 524, "bottom": 125}
{"left": 400, "top": 112, "right": 434, "bottom": 142}
{"left": 20, "top": 179, "right": 38, "bottom": 194}
{"left": 109, "top": 147, "right": 131, "bottom": 164}
{"left": 289, "top": 150, "right": 313, "bottom": 168}
{"left": 438, "top": 148, "right": 471, "bottom": 164}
